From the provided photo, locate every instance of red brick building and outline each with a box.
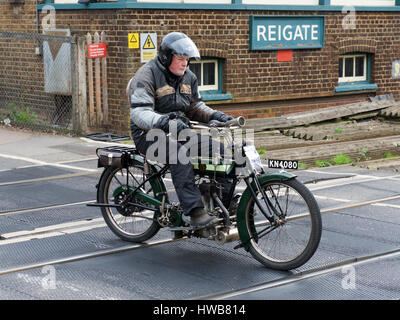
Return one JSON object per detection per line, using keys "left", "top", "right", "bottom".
{"left": 1, "top": 0, "right": 400, "bottom": 134}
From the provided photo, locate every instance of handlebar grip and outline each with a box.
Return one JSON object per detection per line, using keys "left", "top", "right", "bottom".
{"left": 224, "top": 116, "right": 246, "bottom": 128}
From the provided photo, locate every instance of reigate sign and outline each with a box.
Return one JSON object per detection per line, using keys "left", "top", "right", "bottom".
{"left": 250, "top": 16, "right": 325, "bottom": 51}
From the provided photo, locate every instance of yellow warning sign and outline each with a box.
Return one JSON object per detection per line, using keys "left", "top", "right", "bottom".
{"left": 142, "top": 50, "right": 156, "bottom": 61}
{"left": 128, "top": 33, "right": 139, "bottom": 49}
{"left": 143, "top": 34, "right": 155, "bottom": 49}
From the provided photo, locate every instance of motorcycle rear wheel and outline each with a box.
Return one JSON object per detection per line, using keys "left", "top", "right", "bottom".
{"left": 245, "top": 178, "right": 322, "bottom": 270}
{"left": 98, "top": 162, "right": 161, "bottom": 242}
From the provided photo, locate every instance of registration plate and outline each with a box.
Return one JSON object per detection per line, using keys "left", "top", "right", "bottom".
{"left": 267, "top": 159, "right": 299, "bottom": 170}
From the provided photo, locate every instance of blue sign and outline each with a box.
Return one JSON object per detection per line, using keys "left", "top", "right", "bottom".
{"left": 250, "top": 16, "right": 325, "bottom": 50}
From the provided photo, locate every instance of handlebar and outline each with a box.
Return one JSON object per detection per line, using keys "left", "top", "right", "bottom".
{"left": 190, "top": 116, "right": 246, "bottom": 129}
{"left": 224, "top": 116, "right": 246, "bottom": 128}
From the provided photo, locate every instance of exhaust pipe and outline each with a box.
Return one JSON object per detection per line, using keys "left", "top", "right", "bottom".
{"left": 215, "top": 227, "right": 239, "bottom": 245}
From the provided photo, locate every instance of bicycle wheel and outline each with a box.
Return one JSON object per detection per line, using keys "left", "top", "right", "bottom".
{"left": 245, "top": 178, "right": 321, "bottom": 270}
{"left": 98, "top": 161, "right": 161, "bottom": 242}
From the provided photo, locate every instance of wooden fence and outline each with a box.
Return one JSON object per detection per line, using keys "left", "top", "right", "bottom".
{"left": 86, "top": 31, "right": 109, "bottom": 127}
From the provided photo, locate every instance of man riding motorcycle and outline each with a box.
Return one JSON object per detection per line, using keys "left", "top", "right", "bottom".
{"left": 127, "top": 32, "right": 233, "bottom": 228}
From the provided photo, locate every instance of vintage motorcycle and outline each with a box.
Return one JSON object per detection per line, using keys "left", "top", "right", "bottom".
{"left": 89, "top": 117, "right": 322, "bottom": 271}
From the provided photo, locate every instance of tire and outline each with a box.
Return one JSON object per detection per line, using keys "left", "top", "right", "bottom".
{"left": 245, "top": 178, "right": 322, "bottom": 270}
{"left": 98, "top": 162, "right": 161, "bottom": 242}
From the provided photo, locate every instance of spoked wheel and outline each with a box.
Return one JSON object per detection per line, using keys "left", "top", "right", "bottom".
{"left": 98, "top": 161, "right": 161, "bottom": 242}
{"left": 245, "top": 178, "right": 322, "bottom": 270}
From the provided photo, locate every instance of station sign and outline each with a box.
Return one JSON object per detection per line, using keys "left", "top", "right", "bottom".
{"left": 250, "top": 16, "right": 325, "bottom": 51}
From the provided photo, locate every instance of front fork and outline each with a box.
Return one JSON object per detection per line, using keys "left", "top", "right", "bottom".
{"left": 236, "top": 170, "right": 297, "bottom": 250}
{"left": 243, "top": 172, "right": 283, "bottom": 224}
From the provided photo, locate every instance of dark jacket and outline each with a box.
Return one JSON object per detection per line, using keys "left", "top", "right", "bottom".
{"left": 128, "top": 57, "right": 215, "bottom": 139}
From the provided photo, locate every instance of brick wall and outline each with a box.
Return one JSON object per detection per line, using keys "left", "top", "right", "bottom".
{"left": 2, "top": 3, "right": 400, "bottom": 134}
{"left": 0, "top": 1, "right": 37, "bottom": 32}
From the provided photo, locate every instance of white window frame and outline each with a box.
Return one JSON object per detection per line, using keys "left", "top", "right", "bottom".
{"left": 243, "top": 0, "right": 318, "bottom": 4}
{"left": 338, "top": 54, "right": 367, "bottom": 83}
{"left": 190, "top": 59, "right": 219, "bottom": 91}
{"left": 330, "top": 0, "right": 394, "bottom": 6}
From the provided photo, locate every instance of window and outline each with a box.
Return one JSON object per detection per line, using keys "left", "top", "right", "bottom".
{"left": 188, "top": 58, "right": 231, "bottom": 101}
{"left": 335, "top": 52, "right": 377, "bottom": 92}
{"left": 338, "top": 54, "right": 367, "bottom": 83}
{"left": 190, "top": 59, "right": 219, "bottom": 91}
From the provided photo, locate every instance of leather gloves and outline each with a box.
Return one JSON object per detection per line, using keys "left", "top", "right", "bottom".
{"left": 155, "top": 114, "right": 190, "bottom": 134}
{"left": 210, "top": 111, "right": 233, "bottom": 123}
{"left": 207, "top": 119, "right": 223, "bottom": 127}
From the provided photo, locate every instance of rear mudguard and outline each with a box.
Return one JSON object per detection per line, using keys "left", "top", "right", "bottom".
{"left": 236, "top": 171, "right": 297, "bottom": 251}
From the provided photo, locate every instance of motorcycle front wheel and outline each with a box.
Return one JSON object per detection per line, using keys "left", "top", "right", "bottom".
{"left": 245, "top": 178, "right": 322, "bottom": 270}
{"left": 97, "top": 162, "right": 161, "bottom": 242}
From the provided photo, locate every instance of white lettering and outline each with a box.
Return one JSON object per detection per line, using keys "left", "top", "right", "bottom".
{"left": 153, "top": 304, "right": 187, "bottom": 318}
{"left": 257, "top": 25, "right": 267, "bottom": 41}
{"left": 311, "top": 25, "right": 319, "bottom": 40}
{"left": 302, "top": 25, "right": 310, "bottom": 40}
{"left": 342, "top": 6, "right": 356, "bottom": 30}
{"left": 41, "top": 265, "right": 56, "bottom": 290}
{"left": 341, "top": 265, "right": 356, "bottom": 289}
{"left": 268, "top": 25, "right": 276, "bottom": 41}
{"left": 293, "top": 25, "right": 303, "bottom": 41}
{"left": 278, "top": 24, "right": 282, "bottom": 41}
{"left": 283, "top": 25, "right": 292, "bottom": 41}
{"left": 41, "top": 5, "right": 56, "bottom": 31}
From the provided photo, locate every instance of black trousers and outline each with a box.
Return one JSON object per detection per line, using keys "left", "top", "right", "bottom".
{"left": 133, "top": 130, "right": 233, "bottom": 215}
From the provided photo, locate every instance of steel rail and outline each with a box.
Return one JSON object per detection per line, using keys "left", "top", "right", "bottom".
{"left": 0, "top": 200, "right": 96, "bottom": 217}
{"left": 0, "top": 237, "right": 186, "bottom": 277}
{"left": 0, "top": 171, "right": 101, "bottom": 187}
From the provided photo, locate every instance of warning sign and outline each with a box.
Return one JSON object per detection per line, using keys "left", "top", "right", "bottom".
{"left": 140, "top": 33, "right": 157, "bottom": 63}
{"left": 143, "top": 34, "right": 155, "bottom": 49}
{"left": 128, "top": 33, "right": 139, "bottom": 49}
{"left": 88, "top": 43, "right": 107, "bottom": 59}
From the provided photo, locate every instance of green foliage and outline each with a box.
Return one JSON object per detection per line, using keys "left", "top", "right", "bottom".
{"left": 8, "top": 104, "right": 38, "bottom": 124}
{"left": 257, "top": 148, "right": 267, "bottom": 155}
{"left": 332, "top": 154, "right": 352, "bottom": 165}
{"left": 315, "top": 160, "right": 331, "bottom": 167}
{"left": 298, "top": 162, "right": 307, "bottom": 169}
{"left": 334, "top": 126, "right": 343, "bottom": 134}
{"left": 358, "top": 147, "right": 371, "bottom": 161}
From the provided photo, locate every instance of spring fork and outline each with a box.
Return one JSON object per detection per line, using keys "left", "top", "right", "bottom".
{"left": 244, "top": 173, "right": 277, "bottom": 224}
{"left": 252, "top": 172, "right": 283, "bottom": 218}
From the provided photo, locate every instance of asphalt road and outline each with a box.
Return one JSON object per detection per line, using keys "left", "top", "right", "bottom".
{"left": 0, "top": 126, "right": 399, "bottom": 305}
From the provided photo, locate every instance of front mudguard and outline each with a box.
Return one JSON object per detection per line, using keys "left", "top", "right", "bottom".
{"left": 236, "top": 171, "right": 297, "bottom": 251}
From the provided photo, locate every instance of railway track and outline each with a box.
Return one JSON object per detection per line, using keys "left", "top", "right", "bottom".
{"left": 0, "top": 190, "right": 398, "bottom": 298}
{"left": 0, "top": 159, "right": 399, "bottom": 299}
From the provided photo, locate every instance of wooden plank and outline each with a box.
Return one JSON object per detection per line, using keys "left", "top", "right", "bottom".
{"left": 101, "top": 31, "right": 109, "bottom": 124}
{"left": 77, "top": 36, "right": 88, "bottom": 133}
{"left": 86, "top": 33, "right": 95, "bottom": 127}
{"left": 246, "top": 100, "right": 395, "bottom": 131}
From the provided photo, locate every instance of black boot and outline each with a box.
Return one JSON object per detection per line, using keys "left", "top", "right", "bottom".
{"left": 190, "top": 208, "right": 218, "bottom": 228}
